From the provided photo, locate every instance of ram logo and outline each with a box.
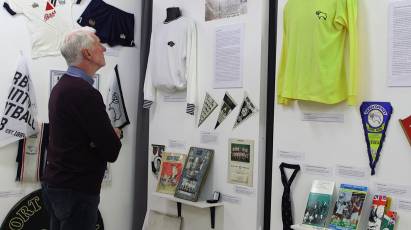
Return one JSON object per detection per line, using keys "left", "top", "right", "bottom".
{"left": 315, "top": 11, "right": 327, "bottom": 20}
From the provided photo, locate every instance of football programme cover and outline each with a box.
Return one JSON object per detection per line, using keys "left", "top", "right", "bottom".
{"left": 156, "top": 153, "right": 186, "bottom": 195}
{"left": 329, "top": 184, "right": 368, "bottom": 230}
{"left": 302, "top": 180, "right": 335, "bottom": 227}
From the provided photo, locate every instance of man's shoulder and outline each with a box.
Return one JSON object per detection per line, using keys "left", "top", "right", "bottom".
{"left": 60, "top": 75, "right": 97, "bottom": 92}
{"left": 52, "top": 75, "right": 100, "bottom": 101}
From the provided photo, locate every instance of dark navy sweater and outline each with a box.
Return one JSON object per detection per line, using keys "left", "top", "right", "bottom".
{"left": 44, "top": 74, "right": 121, "bottom": 194}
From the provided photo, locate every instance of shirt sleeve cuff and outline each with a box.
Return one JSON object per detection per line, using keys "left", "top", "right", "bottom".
{"left": 186, "top": 103, "right": 195, "bottom": 115}
{"left": 143, "top": 100, "right": 153, "bottom": 109}
{"left": 3, "top": 2, "right": 16, "bottom": 15}
{"left": 277, "top": 96, "right": 289, "bottom": 105}
{"left": 346, "top": 95, "right": 356, "bottom": 106}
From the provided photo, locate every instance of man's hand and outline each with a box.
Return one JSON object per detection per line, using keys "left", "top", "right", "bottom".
{"left": 114, "top": 128, "right": 123, "bottom": 139}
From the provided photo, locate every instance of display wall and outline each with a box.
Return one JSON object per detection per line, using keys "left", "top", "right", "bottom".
{"left": 145, "top": 0, "right": 269, "bottom": 229}
{"left": 0, "top": 0, "right": 141, "bottom": 229}
{"left": 271, "top": 0, "right": 411, "bottom": 229}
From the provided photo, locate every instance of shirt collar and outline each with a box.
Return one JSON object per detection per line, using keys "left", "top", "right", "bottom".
{"left": 66, "top": 66, "right": 95, "bottom": 86}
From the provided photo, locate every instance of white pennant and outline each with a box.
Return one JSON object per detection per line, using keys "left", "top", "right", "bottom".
{"left": 106, "top": 65, "right": 130, "bottom": 129}
{"left": 233, "top": 93, "right": 258, "bottom": 129}
{"left": 0, "top": 55, "right": 38, "bottom": 147}
{"left": 198, "top": 93, "right": 218, "bottom": 127}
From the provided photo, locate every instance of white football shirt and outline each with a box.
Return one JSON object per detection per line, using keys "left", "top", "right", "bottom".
{"left": 4, "top": 0, "right": 80, "bottom": 58}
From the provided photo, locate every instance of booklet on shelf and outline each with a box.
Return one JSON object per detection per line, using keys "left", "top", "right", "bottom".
{"left": 366, "top": 195, "right": 391, "bottom": 230}
{"left": 329, "top": 184, "right": 368, "bottom": 230}
{"left": 302, "top": 180, "right": 335, "bottom": 227}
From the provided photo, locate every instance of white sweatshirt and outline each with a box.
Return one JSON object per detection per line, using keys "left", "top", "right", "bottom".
{"left": 143, "top": 16, "right": 197, "bottom": 115}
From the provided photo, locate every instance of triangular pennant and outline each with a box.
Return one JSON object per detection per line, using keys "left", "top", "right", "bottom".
{"left": 198, "top": 93, "right": 218, "bottom": 127}
{"left": 360, "top": 102, "right": 393, "bottom": 175}
{"left": 0, "top": 55, "right": 38, "bottom": 147}
{"left": 233, "top": 93, "right": 258, "bottom": 129}
{"left": 106, "top": 65, "right": 130, "bottom": 129}
{"left": 215, "top": 92, "right": 236, "bottom": 129}
{"left": 399, "top": 115, "right": 411, "bottom": 146}
{"left": 45, "top": 1, "right": 54, "bottom": 11}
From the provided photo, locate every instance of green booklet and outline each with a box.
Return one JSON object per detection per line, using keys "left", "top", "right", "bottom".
{"left": 302, "top": 180, "right": 335, "bottom": 227}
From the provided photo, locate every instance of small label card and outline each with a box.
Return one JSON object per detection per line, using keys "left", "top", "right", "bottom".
{"left": 104, "top": 44, "right": 120, "bottom": 57}
{"left": 302, "top": 112, "right": 344, "bottom": 123}
{"left": 277, "top": 149, "right": 305, "bottom": 161}
{"left": 234, "top": 185, "right": 255, "bottom": 196}
{"left": 221, "top": 193, "right": 241, "bottom": 204}
{"left": 303, "top": 164, "right": 333, "bottom": 177}
{"left": 163, "top": 91, "right": 186, "bottom": 102}
{"left": 374, "top": 182, "right": 410, "bottom": 197}
{"left": 200, "top": 131, "right": 219, "bottom": 144}
{"left": 335, "top": 165, "right": 368, "bottom": 179}
{"left": 0, "top": 189, "right": 24, "bottom": 198}
{"left": 168, "top": 139, "right": 186, "bottom": 150}
{"left": 398, "top": 199, "right": 411, "bottom": 212}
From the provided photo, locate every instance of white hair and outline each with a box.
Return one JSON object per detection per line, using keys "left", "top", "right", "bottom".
{"left": 60, "top": 26, "right": 97, "bottom": 66}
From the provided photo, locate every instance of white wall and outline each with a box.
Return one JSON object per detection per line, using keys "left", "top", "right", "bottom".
{"left": 146, "top": 0, "right": 269, "bottom": 229}
{"left": 0, "top": 0, "right": 141, "bottom": 229}
{"left": 271, "top": 0, "right": 411, "bottom": 229}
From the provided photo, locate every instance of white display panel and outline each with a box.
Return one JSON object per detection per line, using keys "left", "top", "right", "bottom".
{"left": 146, "top": 0, "right": 269, "bottom": 229}
{"left": 0, "top": 0, "right": 141, "bottom": 228}
{"left": 271, "top": 0, "right": 411, "bottom": 229}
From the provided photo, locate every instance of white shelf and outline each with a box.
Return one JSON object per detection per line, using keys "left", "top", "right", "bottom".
{"left": 291, "top": 224, "right": 331, "bottom": 230}
{"left": 152, "top": 192, "right": 224, "bottom": 229}
{"left": 152, "top": 192, "right": 224, "bottom": 208}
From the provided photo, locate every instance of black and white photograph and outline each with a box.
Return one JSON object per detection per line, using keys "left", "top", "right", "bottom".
{"left": 151, "top": 144, "right": 166, "bottom": 176}
{"left": 228, "top": 139, "right": 254, "bottom": 187}
{"left": 205, "top": 0, "right": 247, "bottom": 21}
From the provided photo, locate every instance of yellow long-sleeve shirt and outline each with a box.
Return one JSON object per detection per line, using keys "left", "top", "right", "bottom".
{"left": 277, "top": 0, "right": 358, "bottom": 105}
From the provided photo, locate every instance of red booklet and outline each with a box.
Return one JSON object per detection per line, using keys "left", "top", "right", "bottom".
{"left": 399, "top": 115, "right": 411, "bottom": 146}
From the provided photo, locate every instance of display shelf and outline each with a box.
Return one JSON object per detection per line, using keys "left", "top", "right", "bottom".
{"left": 152, "top": 192, "right": 224, "bottom": 229}
{"left": 291, "top": 224, "right": 331, "bottom": 230}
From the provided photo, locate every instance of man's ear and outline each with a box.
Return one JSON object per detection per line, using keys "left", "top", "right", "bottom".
{"left": 81, "top": 48, "right": 92, "bottom": 60}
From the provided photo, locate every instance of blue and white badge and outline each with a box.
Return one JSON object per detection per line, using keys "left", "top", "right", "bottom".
{"left": 360, "top": 102, "right": 393, "bottom": 175}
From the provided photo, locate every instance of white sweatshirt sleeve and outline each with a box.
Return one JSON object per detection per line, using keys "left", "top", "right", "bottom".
{"left": 143, "top": 33, "right": 156, "bottom": 109}
{"left": 185, "top": 21, "right": 197, "bottom": 115}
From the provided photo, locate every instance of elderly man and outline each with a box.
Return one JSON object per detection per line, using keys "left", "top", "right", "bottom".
{"left": 42, "top": 27, "right": 122, "bottom": 230}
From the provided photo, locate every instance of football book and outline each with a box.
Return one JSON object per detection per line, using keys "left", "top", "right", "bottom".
{"left": 302, "top": 180, "right": 335, "bottom": 227}
{"left": 366, "top": 195, "right": 391, "bottom": 230}
{"left": 174, "top": 147, "right": 214, "bottom": 201}
{"left": 329, "top": 184, "right": 368, "bottom": 230}
{"left": 156, "top": 152, "right": 187, "bottom": 195}
{"left": 380, "top": 210, "right": 397, "bottom": 230}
